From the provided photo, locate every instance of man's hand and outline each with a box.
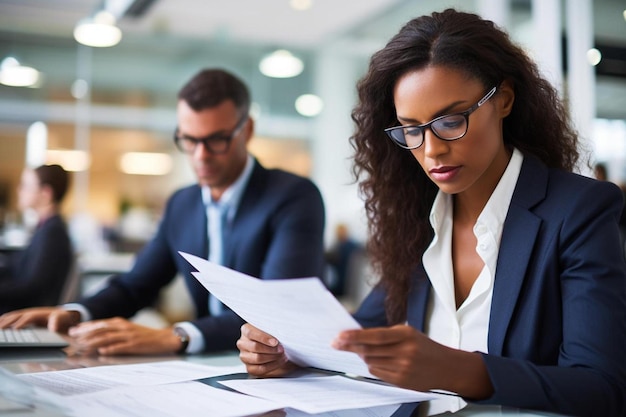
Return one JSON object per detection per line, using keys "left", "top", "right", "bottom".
{"left": 237, "top": 323, "right": 298, "bottom": 377}
{"left": 68, "top": 317, "right": 181, "bottom": 356}
{"left": 0, "top": 307, "right": 79, "bottom": 333}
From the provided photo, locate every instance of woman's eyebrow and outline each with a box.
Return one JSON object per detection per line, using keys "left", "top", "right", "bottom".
{"left": 397, "top": 99, "right": 468, "bottom": 124}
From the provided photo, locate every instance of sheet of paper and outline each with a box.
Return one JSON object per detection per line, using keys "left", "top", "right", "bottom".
{"left": 63, "top": 381, "right": 283, "bottom": 417}
{"left": 179, "top": 251, "right": 373, "bottom": 378}
{"left": 219, "top": 375, "right": 442, "bottom": 414}
{"left": 18, "top": 360, "right": 245, "bottom": 396}
{"left": 282, "top": 404, "right": 401, "bottom": 417}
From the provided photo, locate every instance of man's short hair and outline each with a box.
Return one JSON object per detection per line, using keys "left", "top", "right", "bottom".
{"left": 34, "top": 164, "right": 69, "bottom": 203}
{"left": 178, "top": 69, "right": 250, "bottom": 117}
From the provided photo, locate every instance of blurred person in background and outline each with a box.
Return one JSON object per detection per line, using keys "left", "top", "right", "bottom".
{"left": 0, "top": 164, "right": 72, "bottom": 314}
{"left": 324, "top": 223, "right": 363, "bottom": 297}
{"left": 0, "top": 68, "right": 326, "bottom": 356}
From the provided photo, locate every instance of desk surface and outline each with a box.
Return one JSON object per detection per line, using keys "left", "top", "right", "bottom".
{"left": 0, "top": 348, "right": 569, "bottom": 417}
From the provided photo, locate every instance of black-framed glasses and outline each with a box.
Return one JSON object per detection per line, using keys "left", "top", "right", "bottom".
{"left": 384, "top": 86, "right": 498, "bottom": 150}
{"left": 174, "top": 115, "right": 248, "bottom": 155}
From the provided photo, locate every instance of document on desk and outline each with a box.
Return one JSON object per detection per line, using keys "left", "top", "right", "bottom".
{"left": 64, "top": 381, "right": 283, "bottom": 417}
{"left": 179, "top": 251, "right": 373, "bottom": 378}
{"left": 220, "top": 375, "right": 441, "bottom": 414}
{"left": 18, "top": 360, "right": 245, "bottom": 396}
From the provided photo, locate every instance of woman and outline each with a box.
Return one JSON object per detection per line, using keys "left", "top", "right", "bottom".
{"left": 237, "top": 9, "right": 626, "bottom": 417}
{"left": 0, "top": 164, "right": 73, "bottom": 313}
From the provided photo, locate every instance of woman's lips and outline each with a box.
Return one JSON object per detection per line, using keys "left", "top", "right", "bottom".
{"left": 429, "top": 165, "right": 461, "bottom": 182}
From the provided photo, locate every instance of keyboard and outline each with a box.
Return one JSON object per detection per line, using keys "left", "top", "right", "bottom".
{"left": 0, "top": 328, "right": 69, "bottom": 348}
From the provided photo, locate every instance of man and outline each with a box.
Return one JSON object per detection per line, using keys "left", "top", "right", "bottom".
{"left": 0, "top": 69, "right": 326, "bottom": 355}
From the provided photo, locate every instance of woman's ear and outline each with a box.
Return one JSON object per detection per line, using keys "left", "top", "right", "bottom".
{"left": 496, "top": 79, "right": 515, "bottom": 118}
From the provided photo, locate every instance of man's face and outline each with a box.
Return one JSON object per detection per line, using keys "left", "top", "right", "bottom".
{"left": 17, "top": 169, "right": 45, "bottom": 211}
{"left": 176, "top": 99, "right": 251, "bottom": 200}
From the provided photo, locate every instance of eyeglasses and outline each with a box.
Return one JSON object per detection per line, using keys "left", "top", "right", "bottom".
{"left": 384, "top": 86, "right": 498, "bottom": 150}
{"left": 174, "top": 115, "right": 248, "bottom": 155}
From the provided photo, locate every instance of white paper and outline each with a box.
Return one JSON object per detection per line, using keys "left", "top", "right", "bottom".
{"left": 63, "top": 381, "right": 283, "bottom": 417}
{"left": 179, "top": 251, "right": 374, "bottom": 378}
{"left": 18, "top": 360, "right": 245, "bottom": 396}
{"left": 282, "top": 404, "right": 401, "bottom": 417}
{"left": 219, "top": 375, "right": 442, "bottom": 414}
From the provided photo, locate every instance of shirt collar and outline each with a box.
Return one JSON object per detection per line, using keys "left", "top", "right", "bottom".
{"left": 429, "top": 148, "right": 524, "bottom": 233}
{"left": 476, "top": 148, "right": 523, "bottom": 239}
{"left": 201, "top": 154, "right": 254, "bottom": 210}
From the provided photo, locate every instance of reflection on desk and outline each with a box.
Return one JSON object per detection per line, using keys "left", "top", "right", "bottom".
{"left": 0, "top": 350, "right": 571, "bottom": 417}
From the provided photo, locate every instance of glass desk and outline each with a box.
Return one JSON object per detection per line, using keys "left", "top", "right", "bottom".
{"left": 0, "top": 347, "right": 571, "bottom": 417}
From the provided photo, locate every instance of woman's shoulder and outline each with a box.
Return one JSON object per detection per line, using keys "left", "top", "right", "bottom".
{"left": 547, "top": 167, "right": 622, "bottom": 199}
{"left": 516, "top": 156, "right": 623, "bottom": 217}
{"left": 521, "top": 154, "right": 621, "bottom": 198}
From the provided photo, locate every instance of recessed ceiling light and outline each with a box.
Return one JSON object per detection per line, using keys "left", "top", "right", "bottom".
{"left": 295, "top": 94, "right": 324, "bottom": 117}
{"left": 290, "top": 0, "right": 312, "bottom": 11}
{"left": 587, "top": 48, "right": 602, "bottom": 66}
{"left": 0, "top": 57, "right": 40, "bottom": 87}
{"left": 259, "top": 49, "right": 304, "bottom": 78}
{"left": 74, "top": 11, "right": 122, "bottom": 48}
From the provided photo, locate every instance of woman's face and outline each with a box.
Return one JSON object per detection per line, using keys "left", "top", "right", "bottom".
{"left": 392, "top": 66, "right": 513, "bottom": 199}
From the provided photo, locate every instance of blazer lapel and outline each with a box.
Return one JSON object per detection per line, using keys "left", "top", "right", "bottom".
{"left": 223, "top": 159, "right": 265, "bottom": 267}
{"left": 488, "top": 155, "right": 547, "bottom": 355}
{"left": 406, "top": 266, "right": 431, "bottom": 331}
{"left": 189, "top": 187, "right": 209, "bottom": 258}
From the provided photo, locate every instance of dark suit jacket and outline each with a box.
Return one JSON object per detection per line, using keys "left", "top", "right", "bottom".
{"left": 80, "top": 160, "right": 326, "bottom": 351}
{"left": 354, "top": 156, "right": 626, "bottom": 417}
{"left": 0, "top": 214, "right": 73, "bottom": 314}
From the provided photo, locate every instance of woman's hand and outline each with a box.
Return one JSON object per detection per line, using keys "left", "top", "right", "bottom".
{"left": 332, "top": 324, "right": 493, "bottom": 399}
{"left": 237, "top": 323, "right": 298, "bottom": 377}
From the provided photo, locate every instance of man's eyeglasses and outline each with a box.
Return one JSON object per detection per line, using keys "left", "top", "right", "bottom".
{"left": 384, "top": 86, "right": 498, "bottom": 150}
{"left": 174, "top": 116, "right": 248, "bottom": 155}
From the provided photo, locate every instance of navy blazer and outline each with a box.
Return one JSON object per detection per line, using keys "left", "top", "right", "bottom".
{"left": 0, "top": 214, "right": 73, "bottom": 313}
{"left": 81, "top": 160, "right": 326, "bottom": 351}
{"left": 355, "top": 156, "right": 626, "bottom": 417}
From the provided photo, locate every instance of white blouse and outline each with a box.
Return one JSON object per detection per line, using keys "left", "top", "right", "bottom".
{"left": 420, "top": 148, "right": 523, "bottom": 415}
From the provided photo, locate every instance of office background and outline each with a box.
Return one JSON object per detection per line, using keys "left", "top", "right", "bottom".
{"left": 0, "top": 0, "right": 625, "bottom": 310}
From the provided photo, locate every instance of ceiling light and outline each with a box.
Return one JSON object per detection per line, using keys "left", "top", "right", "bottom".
{"left": 71, "top": 79, "right": 90, "bottom": 99}
{"left": 0, "top": 57, "right": 40, "bottom": 87}
{"left": 587, "top": 48, "right": 602, "bottom": 66}
{"left": 119, "top": 152, "right": 172, "bottom": 175}
{"left": 74, "top": 10, "right": 122, "bottom": 48}
{"left": 46, "top": 150, "right": 91, "bottom": 172}
{"left": 259, "top": 50, "right": 304, "bottom": 78}
{"left": 290, "top": 0, "right": 313, "bottom": 11}
{"left": 295, "top": 94, "right": 324, "bottom": 117}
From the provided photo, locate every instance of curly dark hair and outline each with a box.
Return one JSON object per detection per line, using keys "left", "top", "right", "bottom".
{"left": 350, "top": 8, "right": 580, "bottom": 324}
